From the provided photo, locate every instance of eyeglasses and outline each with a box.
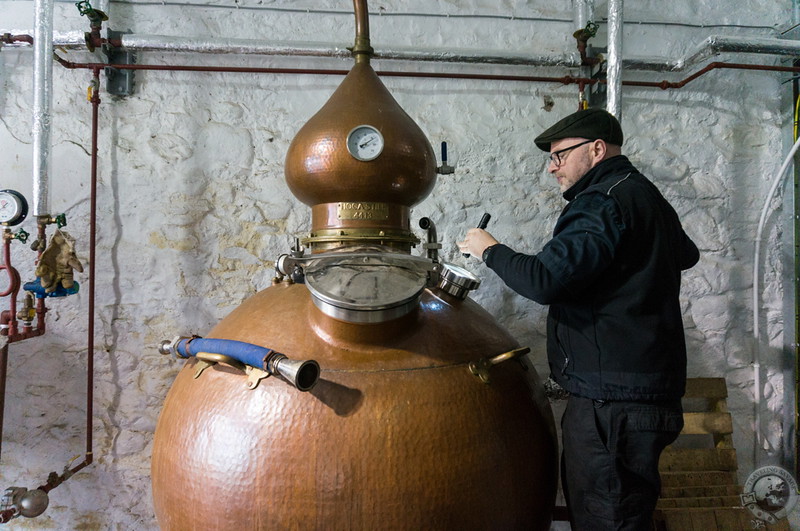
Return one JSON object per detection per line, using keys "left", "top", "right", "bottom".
{"left": 548, "top": 140, "right": 593, "bottom": 167}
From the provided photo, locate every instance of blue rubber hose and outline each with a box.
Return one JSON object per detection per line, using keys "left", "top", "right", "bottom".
{"left": 172, "top": 336, "right": 320, "bottom": 391}
{"left": 176, "top": 337, "right": 273, "bottom": 369}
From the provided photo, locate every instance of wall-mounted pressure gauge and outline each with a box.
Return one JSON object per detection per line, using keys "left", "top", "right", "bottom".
{"left": 0, "top": 190, "right": 28, "bottom": 226}
{"left": 346, "top": 125, "right": 384, "bottom": 162}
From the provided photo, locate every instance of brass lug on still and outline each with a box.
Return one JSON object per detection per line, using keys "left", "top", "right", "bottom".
{"left": 193, "top": 352, "right": 246, "bottom": 379}
{"left": 244, "top": 366, "right": 271, "bottom": 390}
{"left": 192, "top": 351, "right": 270, "bottom": 390}
{"left": 469, "top": 347, "right": 530, "bottom": 384}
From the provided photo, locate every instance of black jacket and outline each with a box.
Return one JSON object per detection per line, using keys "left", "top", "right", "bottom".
{"left": 485, "top": 156, "right": 699, "bottom": 400}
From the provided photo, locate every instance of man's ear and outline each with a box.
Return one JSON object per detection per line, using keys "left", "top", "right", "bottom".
{"left": 591, "top": 139, "right": 607, "bottom": 162}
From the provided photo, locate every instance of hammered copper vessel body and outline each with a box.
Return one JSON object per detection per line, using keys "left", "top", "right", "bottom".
{"left": 151, "top": 284, "right": 558, "bottom": 529}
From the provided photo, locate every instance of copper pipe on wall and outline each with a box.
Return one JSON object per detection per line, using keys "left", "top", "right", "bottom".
{"left": 81, "top": 66, "right": 101, "bottom": 468}
{"left": 620, "top": 62, "right": 800, "bottom": 90}
{"left": 52, "top": 53, "right": 800, "bottom": 91}
{"left": 0, "top": 343, "right": 8, "bottom": 461}
{"left": 0, "top": 237, "right": 24, "bottom": 341}
{"left": 0, "top": 236, "right": 20, "bottom": 298}
{"left": 0, "top": 222, "right": 49, "bottom": 344}
{"left": 1, "top": 33, "right": 34, "bottom": 45}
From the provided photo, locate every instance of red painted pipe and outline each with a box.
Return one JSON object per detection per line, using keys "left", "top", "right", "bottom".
{"left": 0, "top": 344, "right": 8, "bottom": 462}
{"left": 0, "top": 235, "right": 19, "bottom": 306}
{"left": 51, "top": 52, "right": 800, "bottom": 90}
{"left": 0, "top": 33, "right": 33, "bottom": 45}
{"left": 0, "top": 506, "right": 18, "bottom": 524}
{"left": 82, "top": 66, "right": 101, "bottom": 467}
{"left": 0, "top": 225, "right": 48, "bottom": 344}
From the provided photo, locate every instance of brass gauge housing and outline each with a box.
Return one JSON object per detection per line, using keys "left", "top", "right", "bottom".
{"left": 0, "top": 190, "right": 28, "bottom": 226}
{"left": 346, "top": 124, "right": 384, "bottom": 161}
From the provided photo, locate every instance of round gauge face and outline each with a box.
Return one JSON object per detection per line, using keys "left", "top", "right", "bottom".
{"left": 0, "top": 190, "right": 28, "bottom": 226}
{"left": 346, "top": 125, "right": 384, "bottom": 162}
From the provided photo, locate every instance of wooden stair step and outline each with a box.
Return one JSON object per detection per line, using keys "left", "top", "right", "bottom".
{"left": 659, "top": 448, "right": 738, "bottom": 472}
{"left": 660, "top": 471, "right": 738, "bottom": 487}
{"left": 683, "top": 378, "right": 728, "bottom": 399}
{"left": 661, "top": 484, "right": 741, "bottom": 498}
{"left": 657, "top": 495, "right": 742, "bottom": 508}
{"left": 654, "top": 507, "right": 790, "bottom": 530}
{"left": 681, "top": 412, "right": 733, "bottom": 436}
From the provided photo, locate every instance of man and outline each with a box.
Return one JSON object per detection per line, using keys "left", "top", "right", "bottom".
{"left": 458, "top": 108, "right": 699, "bottom": 530}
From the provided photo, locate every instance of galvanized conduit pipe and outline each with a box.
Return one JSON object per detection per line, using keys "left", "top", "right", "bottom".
{"left": 606, "top": 0, "right": 623, "bottom": 118}
{"left": 0, "top": 0, "right": 55, "bottom": 471}
{"left": 31, "top": 0, "right": 53, "bottom": 218}
{"left": 574, "top": 0, "right": 596, "bottom": 33}
{"left": 5, "top": 31, "right": 800, "bottom": 72}
{"left": 752, "top": 134, "right": 800, "bottom": 467}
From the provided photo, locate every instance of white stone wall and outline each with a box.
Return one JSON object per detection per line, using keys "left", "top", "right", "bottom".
{"left": 0, "top": 0, "right": 794, "bottom": 528}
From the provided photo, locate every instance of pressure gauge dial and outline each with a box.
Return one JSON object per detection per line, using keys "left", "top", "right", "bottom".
{"left": 346, "top": 125, "right": 384, "bottom": 162}
{"left": 0, "top": 190, "right": 28, "bottom": 226}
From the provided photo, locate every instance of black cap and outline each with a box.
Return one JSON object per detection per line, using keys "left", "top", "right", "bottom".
{"left": 534, "top": 108, "right": 623, "bottom": 152}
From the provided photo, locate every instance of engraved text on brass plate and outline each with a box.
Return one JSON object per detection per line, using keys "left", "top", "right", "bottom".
{"left": 337, "top": 202, "right": 390, "bottom": 221}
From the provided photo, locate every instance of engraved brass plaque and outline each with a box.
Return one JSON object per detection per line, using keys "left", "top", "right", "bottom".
{"left": 337, "top": 202, "right": 390, "bottom": 221}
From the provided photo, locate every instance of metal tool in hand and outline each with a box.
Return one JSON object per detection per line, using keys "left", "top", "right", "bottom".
{"left": 463, "top": 213, "right": 491, "bottom": 258}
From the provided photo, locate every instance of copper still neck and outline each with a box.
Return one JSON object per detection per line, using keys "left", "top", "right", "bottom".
{"left": 351, "top": 0, "right": 374, "bottom": 61}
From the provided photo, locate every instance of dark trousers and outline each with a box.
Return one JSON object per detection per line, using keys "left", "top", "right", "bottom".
{"left": 561, "top": 395, "right": 684, "bottom": 530}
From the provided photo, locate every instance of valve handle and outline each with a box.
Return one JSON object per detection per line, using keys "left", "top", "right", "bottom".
{"left": 13, "top": 228, "right": 28, "bottom": 244}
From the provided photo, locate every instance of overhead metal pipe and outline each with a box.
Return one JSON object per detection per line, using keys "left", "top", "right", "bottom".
{"left": 626, "top": 35, "right": 800, "bottom": 72}
{"left": 6, "top": 30, "right": 800, "bottom": 72}
{"left": 113, "top": 34, "right": 584, "bottom": 67}
{"left": 31, "top": 0, "right": 54, "bottom": 217}
{"left": 606, "top": 0, "right": 623, "bottom": 118}
{"left": 574, "top": 0, "right": 596, "bottom": 32}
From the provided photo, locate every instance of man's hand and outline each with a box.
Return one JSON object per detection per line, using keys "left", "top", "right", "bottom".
{"left": 457, "top": 228, "right": 499, "bottom": 261}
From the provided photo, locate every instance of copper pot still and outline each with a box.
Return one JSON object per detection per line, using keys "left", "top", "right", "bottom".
{"left": 150, "top": 1, "right": 558, "bottom": 529}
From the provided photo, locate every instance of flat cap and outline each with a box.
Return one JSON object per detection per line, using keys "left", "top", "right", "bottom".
{"left": 534, "top": 108, "right": 623, "bottom": 152}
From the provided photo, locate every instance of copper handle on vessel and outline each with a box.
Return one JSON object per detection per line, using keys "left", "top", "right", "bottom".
{"left": 469, "top": 347, "right": 530, "bottom": 384}
{"left": 195, "top": 352, "right": 246, "bottom": 372}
